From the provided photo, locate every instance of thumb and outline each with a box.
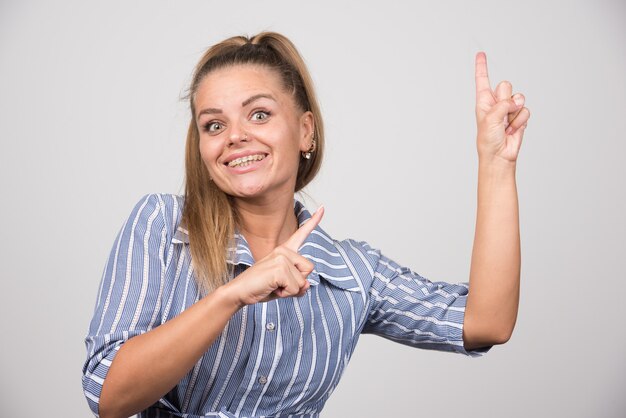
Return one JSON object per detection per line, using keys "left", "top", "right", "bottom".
{"left": 283, "top": 206, "right": 325, "bottom": 252}
{"left": 487, "top": 98, "right": 520, "bottom": 123}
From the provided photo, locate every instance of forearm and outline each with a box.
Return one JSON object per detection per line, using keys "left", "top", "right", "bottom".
{"left": 99, "top": 286, "right": 242, "bottom": 418}
{"left": 464, "top": 158, "right": 520, "bottom": 348}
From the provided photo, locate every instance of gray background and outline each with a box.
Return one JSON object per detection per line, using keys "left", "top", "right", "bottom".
{"left": 1, "top": 0, "right": 624, "bottom": 417}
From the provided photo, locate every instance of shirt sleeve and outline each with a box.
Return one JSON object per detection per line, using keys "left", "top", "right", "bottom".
{"left": 362, "top": 247, "right": 491, "bottom": 357}
{"left": 82, "top": 194, "right": 169, "bottom": 416}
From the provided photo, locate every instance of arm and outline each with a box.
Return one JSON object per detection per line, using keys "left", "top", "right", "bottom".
{"left": 462, "top": 52, "right": 531, "bottom": 350}
{"left": 463, "top": 159, "right": 519, "bottom": 349}
{"left": 99, "top": 286, "right": 241, "bottom": 418}
{"left": 86, "top": 196, "right": 324, "bottom": 418}
{"left": 82, "top": 194, "right": 242, "bottom": 418}
{"left": 362, "top": 245, "right": 489, "bottom": 357}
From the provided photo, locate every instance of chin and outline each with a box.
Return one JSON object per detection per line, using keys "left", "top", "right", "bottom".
{"left": 231, "top": 183, "right": 266, "bottom": 198}
{"left": 219, "top": 174, "right": 293, "bottom": 201}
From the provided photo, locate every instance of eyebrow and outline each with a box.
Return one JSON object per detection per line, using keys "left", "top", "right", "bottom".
{"left": 242, "top": 93, "right": 275, "bottom": 107}
{"left": 196, "top": 94, "right": 276, "bottom": 120}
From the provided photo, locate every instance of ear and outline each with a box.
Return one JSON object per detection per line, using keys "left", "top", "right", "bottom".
{"left": 299, "top": 111, "right": 315, "bottom": 152}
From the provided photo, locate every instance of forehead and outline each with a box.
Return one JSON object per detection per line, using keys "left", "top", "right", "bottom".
{"left": 195, "top": 64, "right": 290, "bottom": 106}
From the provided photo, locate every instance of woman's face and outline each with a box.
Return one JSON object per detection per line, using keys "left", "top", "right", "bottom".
{"left": 194, "top": 65, "right": 314, "bottom": 202}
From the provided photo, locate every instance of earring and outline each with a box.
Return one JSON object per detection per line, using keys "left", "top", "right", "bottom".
{"left": 302, "top": 133, "right": 316, "bottom": 160}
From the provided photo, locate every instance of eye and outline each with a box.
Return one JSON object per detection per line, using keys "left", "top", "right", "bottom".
{"left": 251, "top": 110, "right": 271, "bottom": 122}
{"left": 203, "top": 121, "right": 223, "bottom": 133}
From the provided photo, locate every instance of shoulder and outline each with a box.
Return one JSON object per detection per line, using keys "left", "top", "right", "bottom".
{"left": 331, "top": 236, "right": 382, "bottom": 272}
{"left": 130, "top": 192, "right": 183, "bottom": 215}
{"left": 126, "top": 193, "right": 185, "bottom": 235}
{"left": 136, "top": 192, "right": 182, "bottom": 209}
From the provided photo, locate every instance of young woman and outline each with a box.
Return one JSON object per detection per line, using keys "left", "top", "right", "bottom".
{"left": 82, "top": 32, "right": 530, "bottom": 418}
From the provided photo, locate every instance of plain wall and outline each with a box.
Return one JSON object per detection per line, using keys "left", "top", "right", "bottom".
{"left": 0, "top": 0, "right": 624, "bottom": 417}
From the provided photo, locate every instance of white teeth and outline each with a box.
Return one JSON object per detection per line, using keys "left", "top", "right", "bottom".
{"left": 228, "top": 154, "right": 265, "bottom": 167}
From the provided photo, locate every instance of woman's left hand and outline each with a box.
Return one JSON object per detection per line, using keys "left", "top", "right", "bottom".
{"left": 474, "top": 52, "right": 531, "bottom": 163}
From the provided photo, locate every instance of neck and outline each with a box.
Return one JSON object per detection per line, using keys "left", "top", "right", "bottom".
{"left": 234, "top": 191, "right": 299, "bottom": 260}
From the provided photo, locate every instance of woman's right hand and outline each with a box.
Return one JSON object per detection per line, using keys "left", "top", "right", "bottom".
{"left": 222, "top": 206, "right": 325, "bottom": 307}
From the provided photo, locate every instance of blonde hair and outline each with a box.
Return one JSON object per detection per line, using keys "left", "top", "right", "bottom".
{"left": 181, "top": 32, "right": 324, "bottom": 294}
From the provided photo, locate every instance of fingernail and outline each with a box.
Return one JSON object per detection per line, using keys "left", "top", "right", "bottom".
{"left": 513, "top": 95, "right": 524, "bottom": 106}
{"left": 505, "top": 126, "right": 514, "bottom": 135}
{"left": 316, "top": 205, "right": 324, "bottom": 214}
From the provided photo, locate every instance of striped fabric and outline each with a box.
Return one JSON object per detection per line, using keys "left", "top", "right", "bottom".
{"left": 83, "top": 193, "right": 488, "bottom": 417}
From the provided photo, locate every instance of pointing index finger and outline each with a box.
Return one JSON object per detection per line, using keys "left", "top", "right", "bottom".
{"left": 284, "top": 206, "right": 325, "bottom": 252}
{"left": 475, "top": 51, "right": 492, "bottom": 97}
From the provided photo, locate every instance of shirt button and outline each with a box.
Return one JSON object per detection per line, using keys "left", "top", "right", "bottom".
{"left": 258, "top": 375, "right": 268, "bottom": 385}
{"left": 266, "top": 322, "right": 275, "bottom": 331}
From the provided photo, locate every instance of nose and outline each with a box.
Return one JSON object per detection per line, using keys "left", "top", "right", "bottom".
{"left": 228, "top": 129, "right": 249, "bottom": 146}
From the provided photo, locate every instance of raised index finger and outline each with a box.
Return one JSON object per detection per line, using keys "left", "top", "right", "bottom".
{"left": 475, "top": 51, "right": 492, "bottom": 97}
{"left": 284, "top": 206, "right": 325, "bottom": 252}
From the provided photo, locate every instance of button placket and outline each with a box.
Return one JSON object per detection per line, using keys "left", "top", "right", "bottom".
{"left": 254, "top": 301, "right": 278, "bottom": 390}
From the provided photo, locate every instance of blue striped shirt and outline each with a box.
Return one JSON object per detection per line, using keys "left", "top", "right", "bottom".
{"left": 83, "top": 193, "right": 488, "bottom": 417}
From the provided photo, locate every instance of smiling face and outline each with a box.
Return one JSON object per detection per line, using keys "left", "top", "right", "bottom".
{"left": 194, "top": 65, "right": 314, "bottom": 203}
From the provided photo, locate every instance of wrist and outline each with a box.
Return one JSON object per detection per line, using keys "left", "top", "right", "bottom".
{"left": 212, "top": 282, "right": 245, "bottom": 312}
{"left": 478, "top": 155, "right": 517, "bottom": 176}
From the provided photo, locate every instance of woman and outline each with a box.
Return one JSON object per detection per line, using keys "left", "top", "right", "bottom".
{"left": 83, "top": 32, "right": 529, "bottom": 418}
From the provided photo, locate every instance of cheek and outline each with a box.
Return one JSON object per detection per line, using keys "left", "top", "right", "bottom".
{"left": 199, "top": 141, "right": 221, "bottom": 171}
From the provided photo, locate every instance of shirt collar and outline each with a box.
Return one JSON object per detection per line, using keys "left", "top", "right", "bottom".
{"left": 171, "top": 199, "right": 360, "bottom": 292}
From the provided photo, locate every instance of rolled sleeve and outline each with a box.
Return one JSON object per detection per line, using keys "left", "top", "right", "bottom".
{"left": 82, "top": 194, "right": 169, "bottom": 415}
{"left": 363, "top": 249, "right": 490, "bottom": 357}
